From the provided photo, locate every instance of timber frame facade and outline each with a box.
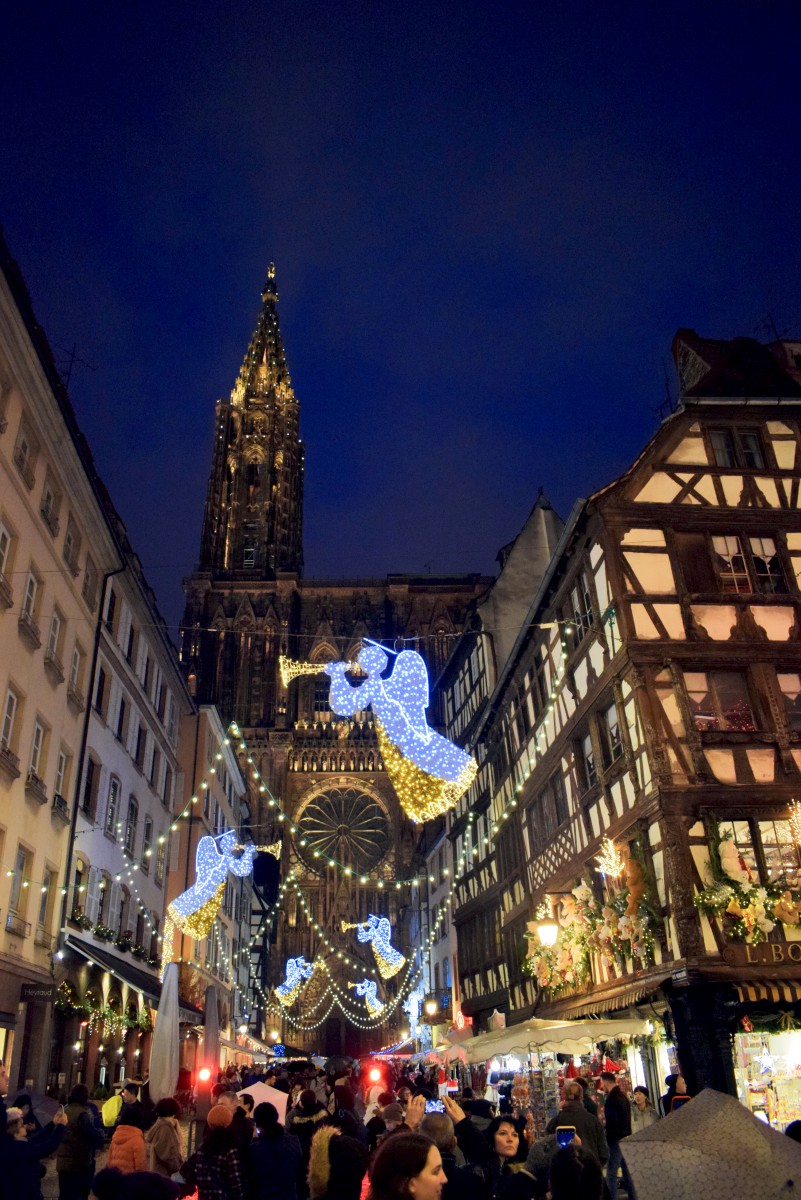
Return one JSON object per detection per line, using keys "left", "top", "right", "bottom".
{"left": 442, "top": 330, "right": 801, "bottom": 1094}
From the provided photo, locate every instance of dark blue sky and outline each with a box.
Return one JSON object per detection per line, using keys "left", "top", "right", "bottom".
{"left": 2, "top": 1, "right": 800, "bottom": 630}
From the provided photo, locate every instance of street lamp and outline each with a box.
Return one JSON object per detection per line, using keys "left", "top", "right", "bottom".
{"left": 424, "top": 999, "right": 438, "bottom": 1017}
{"left": 528, "top": 898, "right": 559, "bottom": 947}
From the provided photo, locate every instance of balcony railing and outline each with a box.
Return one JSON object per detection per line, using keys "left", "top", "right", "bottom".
{"left": 44, "top": 648, "right": 65, "bottom": 685}
{"left": 40, "top": 505, "right": 60, "bottom": 537}
{"left": 52, "top": 793, "right": 70, "bottom": 824}
{"left": 25, "top": 771, "right": 48, "bottom": 805}
{"left": 6, "top": 912, "right": 32, "bottom": 938}
{"left": 34, "top": 926, "right": 56, "bottom": 951}
{"left": 0, "top": 745, "right": 21, "bottom": 781}
{"left": 13, "top": 446, "right": 35, "bottom": 489}
{"left": 66, "top": 683, "right": 85, "bottom": 714}
{"left": 18, "top": 609, "right": 41, "bottom": 649}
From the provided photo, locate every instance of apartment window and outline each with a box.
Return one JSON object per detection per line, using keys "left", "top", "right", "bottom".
{"left": 9, "top": 846, "right": 31, "bottom": 914}
{"left": 98, "top": 872, "right": 111, "bottom": 924}
{"left": 142, "top": 654, "right": 151, "bottom": 693}
{"left": 580, "top": 732, "right": 597, "bottom": 789}
{"left": 162, "top": 765, "right": 173, "bottom": 807}
{"left": 54, "top": 749, "right": 70, "bottom": 799}
{"left": 434, "top": 962, "right": 441, "bottom": 991}
{"left": 125, "top": 621, "right": 137, "bottom": 665}
{"left": 684, "top": 670, "right": 755, "bottom": 732}
{"left": 552, "top": 772, "right": 569, "bottom": 825}
{"left": 82, "top": 756, "right": 101, "bottom": 818}
{"left": 712, "top": 535, "right": 788, "bottom": 595}
{"left": 22, "top": 571, "right": 39, "bottom": 618}
{"left": 569, "top": 572, "right": 594, "bottom": 645}
{"left": 38, "top": 867, "right": 56, "bottom": 928}
{"left": 719, "top": 818, "right": 801, "bottom": 887}
{"left": 29, "top": 721, "right": 46, "bottom": 777}
{"left": 47, "top": 609, "right": 63, "bottom": 658}
{"left": 94, "top": 666, "right": 108, "bottom": 717}
{"left": 105, "top": 777, "right": 121, "bottom": 835}
{"left": 134, "top": 723, "right": 146, "bottom": 769}
{"left": 125, "top": 796, "right": 138, "bottom": 857}
{"left": 82, "top": 556, "right": 98, "bottom": 610}
{"left": 119, "top": 887, "right": 131, "bottom": 935}
{"left": 155, "top": 839, "right": 166, "bottom": 886}
{"left": 167, "top": 696, "right": 177, "bottom": 742}
{"left": 0, "top": 520, "right": 12, "bottom": 578}
{"left": 116, "top": 696, "right": 128, "bottom": 742}
{"left": 778, "top": 674, "right": 801, "bottom": 732}
{"left": 602, "top": 701, "right": 623, "bottom": 762}
{"left": 70, "top": 646, "right": 85, "bottom": 693}
{"left": 1, "top": 688, "right": 19, "bottom": 750}
{"left": 40, "top": 477, "right": 61, "bottom": 535}
{"left": 150, "top": 746, "right": 160, "bottom": 787}
{"left": 104, "top": 587, "right": 117, "bottom": 632}
{"left": 13, "top": 423, "right": 38, "bottom": 487}
{"left": 141, "top": 817, "right": 153, "bottom": 869}
{"left": 710, "top": 427, "right": 766, "bottom": 470}
{"left": 63, "top": 518, "right": 81, "bottom": 575}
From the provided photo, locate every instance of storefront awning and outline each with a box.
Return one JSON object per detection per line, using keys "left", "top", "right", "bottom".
{"left": 538, "top": 977, "right": 669, "bottom": 1020}
{"left": 458, "top": 1015, "right": 650, "bottom": 1064}
{"left": 65, "top": 934, "right": 202, "bottom": 1024}
{"left": 736, "top": 980, "right": 801, "bottom": 1004}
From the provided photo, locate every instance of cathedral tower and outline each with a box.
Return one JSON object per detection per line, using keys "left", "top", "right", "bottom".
{"left": 199, "top": 265, "right": 304, "bottom": 578}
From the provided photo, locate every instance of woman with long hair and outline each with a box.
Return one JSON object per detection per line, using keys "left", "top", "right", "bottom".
{"left": 368, "top": 1132, "right": 445, "bottom": 1200}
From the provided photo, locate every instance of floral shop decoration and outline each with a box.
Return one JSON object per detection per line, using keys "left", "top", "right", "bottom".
{"left": 523, "top": 842, "right": 657, "bottom": 996}
{"left": 694, "top": 821, "right": 801, "bottom": 944}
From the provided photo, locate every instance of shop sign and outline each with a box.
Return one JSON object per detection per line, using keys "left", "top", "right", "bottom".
{"left": 723, "top": 942, "right": 801, "bottom": 966}
{"left": 20, "top": 983, "right": 56, "bottom": 1003}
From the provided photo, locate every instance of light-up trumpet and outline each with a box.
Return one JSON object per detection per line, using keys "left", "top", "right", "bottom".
{"left": 279, "top": 656, "right": 362, "bottom": 687}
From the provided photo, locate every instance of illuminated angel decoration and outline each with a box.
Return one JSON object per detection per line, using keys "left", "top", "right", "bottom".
{"left": 324, "top": 642, "right": 477, "bottom": 823}
{"left": 342, "top": 913, "right": 406, "bottom": 980}
{"left": 160, "top": 831, "right": 257, "bottom": 978}
{"left": 275, "top": 956, "right": 314, "bottom": 1005}
{"left": 349, "top": 977, "right": 384, "bottom": 1017}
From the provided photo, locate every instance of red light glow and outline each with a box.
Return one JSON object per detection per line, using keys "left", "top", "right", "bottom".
{"left": 369, "top": 1068, "right": 382, "bottom": 1082}
{"left": 198, "top": 1067, "right": 212, "bottom": 1082}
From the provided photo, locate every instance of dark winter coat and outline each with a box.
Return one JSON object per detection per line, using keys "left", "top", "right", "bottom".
{"left": 246, "top": 1129, "right": 304, "bottom": 1200}
{"left": 7, "top": 1122, "right": 65, "bottom": 1200}
{"left": 286, "top": 1104, "right": 330, "bottom": 1163}
{"left": 56, "top": 1103, "right": 105, "bottom": 1172}
{"left": 602, "top": 1086, "right": 631, "bottom": 1145}
{"left": 546, "top": 1100, "right": 609, "bottom": 1164}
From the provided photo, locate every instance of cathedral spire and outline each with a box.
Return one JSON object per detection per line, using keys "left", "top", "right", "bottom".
{"left": 196, "top": 266, "right": 305, "bottom": 579}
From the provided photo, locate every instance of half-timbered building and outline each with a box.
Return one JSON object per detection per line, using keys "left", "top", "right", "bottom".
{"left": 443, "top": 331, "right": 801, "bottom": 1118}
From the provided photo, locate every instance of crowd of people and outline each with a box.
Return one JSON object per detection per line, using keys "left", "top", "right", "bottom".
{"left": 0, "top": 1054, "right": 702, "bottom": 1200}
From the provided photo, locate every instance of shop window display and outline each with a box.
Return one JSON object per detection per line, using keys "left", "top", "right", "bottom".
{"left": 734, "top": 1030, "right": 801, "bottom": 1130}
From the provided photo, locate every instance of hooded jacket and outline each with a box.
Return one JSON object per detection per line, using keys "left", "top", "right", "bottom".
{"left": 287, "top": 1103, "right": 330, "bottom": 1163}
{"left": 145, "top": 1115, "right": 183, "bottom": 1176}
{"left": 107, "top": 1123, "right": 148, "bottom": 1173}
{"left": 308, "top": 1127, "right": 367, "bottom": 1200}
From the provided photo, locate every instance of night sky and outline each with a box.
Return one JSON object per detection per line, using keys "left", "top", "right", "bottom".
{"left": 3, "top": 2, "right": 800, "bottom": 632}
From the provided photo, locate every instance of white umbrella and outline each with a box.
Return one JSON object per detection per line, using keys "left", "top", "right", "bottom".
{"left": 237, "top": 1081, "right": 288, "bottom": 1124}
{"left": 623, "top": 1087, "right": 801, "bottom": 1199}
{"left": 149, "top": 962, "right": 179, "bottom": 1103}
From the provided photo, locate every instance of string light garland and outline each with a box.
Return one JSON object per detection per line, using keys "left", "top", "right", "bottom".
{"left": 595, "top": 837, "right": 625, "bottom": 880}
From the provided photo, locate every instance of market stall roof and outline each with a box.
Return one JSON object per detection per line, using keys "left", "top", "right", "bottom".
{"left": 458, "top": 1015, "right": 649, "bottom": 1064}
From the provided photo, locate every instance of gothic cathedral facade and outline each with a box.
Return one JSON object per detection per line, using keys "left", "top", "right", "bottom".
{"left": 181, "top": 269, "right": 491, "bottom": 1053}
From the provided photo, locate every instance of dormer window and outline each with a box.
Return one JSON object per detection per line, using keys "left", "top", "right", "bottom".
{"left": 709, "top": 427, "right": 765, "bottom": 470}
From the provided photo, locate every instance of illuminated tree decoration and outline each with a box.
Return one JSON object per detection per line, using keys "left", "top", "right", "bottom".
{"left": 349, "top": 977, "right": 384, "bottom": 1017}
{"left": 275, "top": 956, "right": 314, "bottom": 1005}
{"left": 281, "top": 642, "right": 477, "bottom": 822}
{"left": 160, "top": 830, "right": 258, "bottom": 979}
{"left": 595, "top": 837, "right": 625, "bottom": 880}
{"left": 342, "top": 914, "right": 406, "bottom": 980}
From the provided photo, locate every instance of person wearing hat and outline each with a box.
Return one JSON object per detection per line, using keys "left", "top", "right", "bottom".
{"left": 377, "top": 1103, "right": 407, "bottom": 1145}
{"left": 247, "top": 1102, "right": 304, "bottom": 1200}
{"left": 181, "top": 1103, "right": 245, "bottom": 1200}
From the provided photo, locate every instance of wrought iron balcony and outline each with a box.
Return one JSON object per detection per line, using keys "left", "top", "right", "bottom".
{"left": 6, "top": 912, "right": 32, "bottom": 938}
{"left": 66, "top": 683, "right": 85, "bottom": 714}
{"left": 0, "top": 745, "right": 21, "bottom": 780}
{"left": 44, "top": 648, "right": 65, "bottom": 685}
{"left": 25, "top": 770, "right": 48, "bottom": 805}
{"left": 18, "top": 608, "right": 41, "bottom": 649}
{"left": 34, "top": 926, "right": 56, "bottom": 951}
{"left": 52, "top": 793, "right": 70, "bottom": 824}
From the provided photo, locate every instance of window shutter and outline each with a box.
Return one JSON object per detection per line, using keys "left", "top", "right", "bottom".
{"left": 109, "top": 881, "right": 122, "bottom": 931}
{"left": 86, "top": 867, "right": 101, "bottom": 924}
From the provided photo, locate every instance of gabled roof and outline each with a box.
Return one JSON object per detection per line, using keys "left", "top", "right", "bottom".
{"left": 672, "top": 328, "right": 801, "bottom": 399}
